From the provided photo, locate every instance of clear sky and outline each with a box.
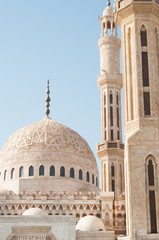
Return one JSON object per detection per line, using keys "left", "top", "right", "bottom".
{"left": 0, "top": 0, "right": 123, "bottom": 182}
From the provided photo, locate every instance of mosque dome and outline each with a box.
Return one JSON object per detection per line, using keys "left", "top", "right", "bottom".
{"left": 76, "top": 216, "right": 105, "bottom": 232}
{"left": 22, "top": 208, "right": 48, "bottom": 216}
{"left": 0, "top": 117, "right": 99, "bottom": 195}
{"left": 103, "top": 6, "right": 113, "bottom": 16}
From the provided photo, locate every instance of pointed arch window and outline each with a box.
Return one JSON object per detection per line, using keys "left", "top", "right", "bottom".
{"left": 140, "top": 25, "right": 147, "bottom": 47}
{"left": 19, "top": 167, "right": 24, "bottom": 177}
{"left": 147, "top": 158, "right": 157, "bottom": 233}
{"left": 79, "top": 169, "right": 83, "bottom": 180}
{"left": 50, "top": 166, "right": 55, "bottom": 176}
{"left": 4, "top": 170, "right": 7, "bottom": 181}
{"left": 86, "top": 172, "right": 89, "bottom": 182}
{"left": 92, "top": 174, "right": 94, "bottom": 184}
{"left": 96, "top": 177, "right": 98, "bottom": 187}
{"left": 60, "top": 166, "right": 65, "bottom": 177}
{"left": 11, "top": 168, "right": 15, "bottom": 179}
{"left": 29, "top": 166, "right": 34, "bottom": 176}
{"left": 39, "top": 165, "right": 44, "bottom": 176}
{"left": 70, "top": 168, "right": 74, "bottom": 178}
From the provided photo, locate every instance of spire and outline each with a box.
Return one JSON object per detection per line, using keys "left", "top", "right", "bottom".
{"left": 107, "top": 0, "right": 111, "bottom": 6}
{"left": 45, "top": 80, "right": 51, "bottom": 117}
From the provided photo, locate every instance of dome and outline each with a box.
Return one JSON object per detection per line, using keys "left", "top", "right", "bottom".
{"left": 0, "top": 118, "right": 99, "bottom": 195}
{"left": 103, "top": 6, "right": 113, "bottom": 16}
{"left": 76, "top": 216, "right": 105, "bottom": 232}
{"left": 22, "top": 208, "right": 47, "bottom": 216}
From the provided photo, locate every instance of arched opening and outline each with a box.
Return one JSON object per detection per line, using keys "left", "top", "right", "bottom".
{"left": 70, "top": 168, "right": 74, "bottom": 178}
{"left": 147, "top": 159, "right": 157, "bottom": 233}
{"left": 50, "top": 166, "right": 55, "bottom": 176}
{"left": 19, "top": 167, "right": 24, "bottom": 177}
{"left": 92, "top": 174, "right": 94, "bottom": 184}
{"left": 11, "top": 168, "right": 15, "bottom": 179}
{"left": 105, "top": 213, "right": 109, "bottom": 226}
{"left": 60, "top": 166, "right": 65, "bottom": 177}
{"left": 4, "top": 170, "right": 7, "bottom": 181}
{"left": 118, "top": 214, "right": 122, "bottom": 226}
{"left": 140, "top": 25, "right": 147, "bottom": 47}
{"left": 29, "top": 166, "right": 34, "bottom": 176}
{"left": 107, "top": 21, "right": 111, "bottom": 36}
{"left": 86, "top": 172, "right": 89, "bottom": 182}
{"left": 39, "top": 165, "right": 44, "bottom": 176}
{"left": 79, "top": 169, "right": 82, "bottom": 180}
{"left": 96, "top": 177, "right": 98, "bottom": 187}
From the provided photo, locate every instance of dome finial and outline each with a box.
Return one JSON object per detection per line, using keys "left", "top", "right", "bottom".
{"left": 107, "top": 0, "right": 111, "bottom": 6}
{"left": 45, "top": 80, "right": 51, "bottom": 117}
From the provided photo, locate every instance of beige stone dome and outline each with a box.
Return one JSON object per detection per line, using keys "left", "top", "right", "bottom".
{"left": 0, "top": 118, "right": 99, "bottom": 195}
{"left": 103, "top": 6, "right": 113, "bottom": 16}
{"left": 76, "top": 216, "right": 105, "bottom": 232}
{"left": 22, "top": 208, "right": 48, "bottom": 216}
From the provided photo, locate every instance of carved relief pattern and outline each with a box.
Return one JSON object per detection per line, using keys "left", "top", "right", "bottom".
{"left": 1, "top": 118, "right": 95, "bottom": 159}
{"left": 16, "top": 235, "right": 46, "bottom": 240}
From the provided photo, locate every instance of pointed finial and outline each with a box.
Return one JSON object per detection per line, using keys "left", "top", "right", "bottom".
{"left": 107, "top": 0, "right": 111, "bottom": 6}
{"left": 45, "top": 80, "right": 51, "bottom": 117}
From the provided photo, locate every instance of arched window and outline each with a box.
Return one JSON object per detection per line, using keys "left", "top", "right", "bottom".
{"left": 4, "top": 170, "right": 7, "bottom": 181}
{"left": 148, "top": 160, "right": 154, "bottom": 186}
{"left": 39, "top": 165, "right": 44, "bottom": 176}
{"left": 140, "top": 25, "right": 147, "bottom": 47}
{"left": 147, "top": 158, "right": 157, "bottom": 233}
{"left": 105, "top": 213, "right": 109, "bottom": 226}
{"left": 96, "top": 177, "right": 98, "bottom": 187}
{"left": 86, "top": 172, "right": 89, "bottom": 182}
{"left": 111, "top": 164, "right": 115, "bottom": 177}
{"left": 11, "top": 168, "right": 15, "bottom": 179}
{"left": 60, "top": 166, "right": 65, "bottom": 177}
{"left": 92, "top": 174, "right": 94, "bottom": 184}
{"left": 70, "top": 168, "right": 74, "bottom": 178}
{"left": 19, "top": 167, "right": 24, "bottom": 177}
{"left": 79, "top": 169, "right": 82, "bottom": 180}
{"left": 29, "top": 166, "right": 34, "bottom": 176}
{"left": 50, "top": 166, "right": 55, "bottom": 176}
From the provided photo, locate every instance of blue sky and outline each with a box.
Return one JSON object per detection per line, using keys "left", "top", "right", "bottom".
{"left": 0, "top": 0, "right": 124, "bottom": 180}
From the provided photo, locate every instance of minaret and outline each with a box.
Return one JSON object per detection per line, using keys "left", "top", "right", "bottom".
{"left": 97, "top": 1, "right": 124, "bottom": 199}
{"left": 116, "top": 0, "right": 159, "bottom": 239}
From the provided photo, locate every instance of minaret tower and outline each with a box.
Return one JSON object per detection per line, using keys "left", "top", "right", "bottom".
{"left": 97, "top": 1, "right": 124, "bottom": 199}
{"left": 116, "top": 0, "right": 159, "bottom": 239}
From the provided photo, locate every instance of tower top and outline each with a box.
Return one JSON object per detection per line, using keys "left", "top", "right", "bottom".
{"left": 107, "top": 0, "right": 111, "bottom": 7}
{"left": 45, "top": 80, "right": 51, "bottom": 118}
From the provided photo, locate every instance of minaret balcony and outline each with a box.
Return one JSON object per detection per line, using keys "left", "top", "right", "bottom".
{"left": 98, "top": 73, "right": 122, "bottom": 88}
{"left": 97, "top": 141, "right": 124, "bottom": 152}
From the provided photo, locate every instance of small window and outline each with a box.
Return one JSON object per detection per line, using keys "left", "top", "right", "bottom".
{"left": 19, "top": 167, "right": 24, "bottom": 177}
{"left": 141, "top": 29, "right": 147, "bottom": 47}
{"left": 39, "top": 165, "right": 44, "bottom": 176}
{"left": 111, "top": 164, "right": 115, "bottom": 177}
{"left": 144, "top": 92, "right": 151, "bottom": 116}
{"left": 86, "top": 172, "right": 89, "bottom": 182}
{"left": 104, "top": 92, "right": 106, "bottom": 105}
{"left": 29, "top": 166, "right": 34, "bottom": 176}
{"left": 148, "top": 160, "right": 154, "bottom": 186}
{"left": 60, "top": 166, "right": 65, "bottom": 177}
{"left": 116, "top": 92, "right": 119, "bottom": 105}
{"left": 79, "top": 169, "right": 83, "bottom": 180}
{"left": 50, "top": 166, "right": 55, "bottom": 176}
{"left": 112, "top": 179, "right": 115, "bottom": 192}
{"left": 142, "top": 52, "right": 149, "bottom": 87}
{"left": 70, "top": 168, "right": 74, "bottom": 178}
{"left": 4, "top": 170, "right": 7, "bottom": 181}
{"left": 92, "top": 174, "right": 94, "bottom": 184}
{"left": 11, "top": 168, "right": 15, "bottom": 179}
{"left": 117, "top": 108, "right": 119, "bottom": 127}
{"left": 117, "top": 131, "right": 120, "bottom": 140}
{"left": 110, "top": 107, "right": 113, "bottom": 126}
{"left": 111, "top": 130, "right": 114, "bottom": 141}
{"left": 96, "top": 177, "right": 98, "bottom": 187}
{"left": 110, "top": 93, "right": 113, "bottom": 104}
